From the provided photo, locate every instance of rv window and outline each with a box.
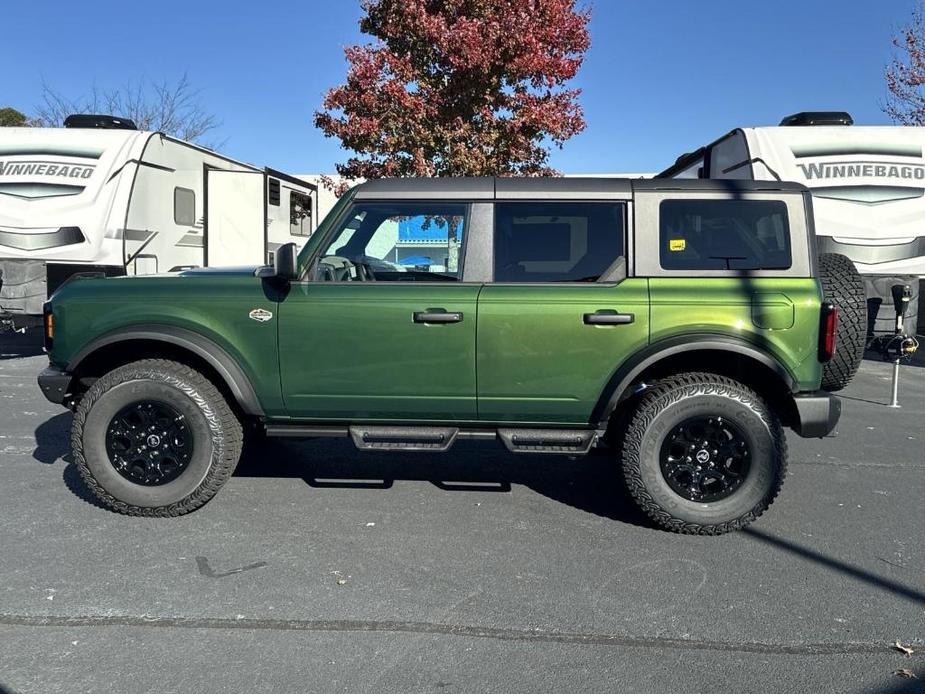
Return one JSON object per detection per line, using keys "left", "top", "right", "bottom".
{"left": 659, "top": 199, "right": 791, "bottom": 271}
{"left": 709, "top": 132, "right": 752, "bottom": 179}
{"left": 268, "top": 178, "right": 281, "bottom": 206}
{"left": 174, "top": 187, "right": 196, "bottom": 226}
{"left": 290, "top": 191, "right": 313, "bottom": 237}
{"left": 673, "top": 157, "right": 705, "bottom": 179}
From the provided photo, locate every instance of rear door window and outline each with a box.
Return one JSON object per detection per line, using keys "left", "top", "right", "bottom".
{"left": 493, "top": 202, "right": 625, "bottom": 282}
{"left": 659, "top": 199, "right": 791, "bottom": 271}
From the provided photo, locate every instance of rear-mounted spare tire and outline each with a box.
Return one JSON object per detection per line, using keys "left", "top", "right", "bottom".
{"left": 818, "top": 252, "right": 866, "bottom": 392}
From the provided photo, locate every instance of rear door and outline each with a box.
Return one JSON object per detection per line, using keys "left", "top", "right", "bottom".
{"left": 205, "top": 169, "right": 266, "bottom": 266}
{"left": 477, "top": 199, "right": 650, "bottom": 424}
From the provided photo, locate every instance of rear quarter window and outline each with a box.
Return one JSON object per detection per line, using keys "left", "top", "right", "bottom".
{"left": 659, "top": 199, "right": 791, "bottom": 271}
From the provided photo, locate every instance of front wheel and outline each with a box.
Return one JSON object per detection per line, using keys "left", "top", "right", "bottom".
{"left": 71, "top": 359, "right": 243, "bottom": 516}
{"left": 621, "top": 373, "right": 787, "bottom": 535}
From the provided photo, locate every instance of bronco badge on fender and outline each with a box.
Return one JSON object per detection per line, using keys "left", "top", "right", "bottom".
{"left": 248, "top": 308, "right": 273, "bottom": 323}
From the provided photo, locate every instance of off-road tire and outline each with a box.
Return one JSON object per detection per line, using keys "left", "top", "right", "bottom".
{"left": 818, "top": 252, "right": 866, "bottom": 392}
{"left": 621, "top": 372, "right": 787, "bottom": 535}
{"left": 72, "top": 359, "right": 243, "bottom": 516}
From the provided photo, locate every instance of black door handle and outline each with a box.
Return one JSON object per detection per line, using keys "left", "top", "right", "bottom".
{"left": 583, "top": 311, "right": 634, "bottom": 325}
{"left": 414, "top": 311, "right": 463, "bottom": 324}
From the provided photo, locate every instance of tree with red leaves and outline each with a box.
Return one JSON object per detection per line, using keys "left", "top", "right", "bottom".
{"left": 315, "top": 0, "right": 590, "bottom": 182}
{"left": 885, "top": 2, "right": 925, "bottom": 125}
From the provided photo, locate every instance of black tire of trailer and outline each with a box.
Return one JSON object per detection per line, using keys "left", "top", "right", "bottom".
{"left": 71, "top": 359, "right": 243, "bottom": 516}
{"left": 818, "top": 253, "right": 866, "bottom": 392}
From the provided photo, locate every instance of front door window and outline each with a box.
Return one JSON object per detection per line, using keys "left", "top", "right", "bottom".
{"left": 314, "top": 202, "right": 467, "bottom": 282}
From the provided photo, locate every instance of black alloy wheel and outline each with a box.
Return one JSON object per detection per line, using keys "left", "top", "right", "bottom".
{"left": 659, "top": 415, "right": 751, "bottom": 503}
{"left": 105, "top": 400, "right": 193, "bottom": 486}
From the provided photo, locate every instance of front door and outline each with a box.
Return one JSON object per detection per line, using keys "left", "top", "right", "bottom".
{"left": 279, "top": 200, "right": 479, "bottom": 421}
{"left": 477, "top": 200, "right": 649, "bottom": 424}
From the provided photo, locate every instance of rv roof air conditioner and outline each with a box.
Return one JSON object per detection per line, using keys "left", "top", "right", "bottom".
{"left": 63, "top": 114, "right": 138, "bottom": 130}
{"left": 779, "top": 112, "right": 854, "bottom": 127}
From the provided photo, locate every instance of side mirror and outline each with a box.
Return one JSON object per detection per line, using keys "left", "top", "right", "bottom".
{"left": 275, "top": 242, "right": 299, "bottom": 281}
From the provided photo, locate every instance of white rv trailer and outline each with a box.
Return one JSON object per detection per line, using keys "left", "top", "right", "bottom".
{"left": 659, "top": 112, "right": 925, "bottom": 333}
{"left": 0, "top": 116, "right": 317, "bottom": 331}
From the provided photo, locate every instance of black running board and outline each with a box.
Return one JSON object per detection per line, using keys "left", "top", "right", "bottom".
{"left": 350, "top": 426, "right": 458, "bottom": 452}
{"left": 264, "top": 423, "right": 598, "bottom": 455}
{"left": 497, "top": 428, "right": 596, "bottom": 454}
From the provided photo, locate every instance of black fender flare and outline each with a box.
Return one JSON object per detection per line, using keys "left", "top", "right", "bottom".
{"left": 67, "top": 325, "right": 264, "bottom": 416}
{"left": 592, "top": 335, "right": 798, "bottom": 427}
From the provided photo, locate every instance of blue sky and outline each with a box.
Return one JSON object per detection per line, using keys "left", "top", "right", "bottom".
{"left": 3, "top": 0, "right": 916, "bottom": 174}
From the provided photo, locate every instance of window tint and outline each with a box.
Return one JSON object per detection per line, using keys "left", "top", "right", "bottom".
{"left": 493, "top": 202, "right": 625, "bottom": 283}
{"left": 659, "top": 199, "right": 791, "bottom": 271}
{"left": 174, "top": 187, "right": 195, "bottom": 226}
{"left": 315, "top": 202, "right": 466, "bottom": 281}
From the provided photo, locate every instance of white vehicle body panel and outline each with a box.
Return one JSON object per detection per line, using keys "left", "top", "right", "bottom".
{"left": 0, "top": 126, "right": 317, "bottom": 318}
{"left": 0, "top": 128, "right": 145, "bottom": 265}
{"left": 206, "top": 170, "right": 265, "bottom": 267}
{"left": 665, "top": 125, "right": 925, "bottom": 276}
{"left": 744, "top": 126, "right": 925, "bottom": 275}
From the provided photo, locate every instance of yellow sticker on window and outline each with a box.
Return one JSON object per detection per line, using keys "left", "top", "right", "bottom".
{"left": 669, "top": 239, "right": 686, "bottom": 252}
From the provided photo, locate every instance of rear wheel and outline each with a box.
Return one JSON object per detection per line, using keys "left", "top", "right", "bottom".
{"left": 818, "top": 252, "right": 866, "bottom": 392}
{"left": 72, "top": 359, "right": 243, "bottom": 516}
{"left": 621, "top": 373, "right": 787, "bottom": 535}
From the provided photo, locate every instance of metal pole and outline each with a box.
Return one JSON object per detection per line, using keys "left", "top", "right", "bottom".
{"left": 888, "top": 358, "right": 901, "bottom": 408}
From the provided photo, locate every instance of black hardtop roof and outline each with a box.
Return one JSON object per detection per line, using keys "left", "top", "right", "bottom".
{"left": 352, "top": 176, "right": 806, "bottom": 200}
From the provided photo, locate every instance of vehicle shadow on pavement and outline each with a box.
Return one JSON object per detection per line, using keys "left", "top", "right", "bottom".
{"left": 32, "top": 413, "right": 107, "bottom": 508}
{"left": 743, "top": 527, "right": 925, "bottom": 607}
{"left": 33, "top": 412, "right": 71, "bottom": 465}
{"left": 236, "top": 438, "right": 654, "bottom": 530}
{"left": 0, "top": 331, "right": 43, "bottom": 360}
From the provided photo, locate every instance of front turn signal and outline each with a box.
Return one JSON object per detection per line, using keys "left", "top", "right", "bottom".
{"left": 43, "top": 304, "right": 54, "bottom": 351}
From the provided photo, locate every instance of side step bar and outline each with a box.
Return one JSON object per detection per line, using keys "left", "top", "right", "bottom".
{"left": 350, "top": 426, "right": 458, "bottom": 452}
{"left": 497, "top": 428, "right": 596, "bottom": 455}
{"left": 265, "top": 423, "right": 600, "bottom": 455}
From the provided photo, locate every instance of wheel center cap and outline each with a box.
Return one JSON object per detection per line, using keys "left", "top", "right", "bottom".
{"left": 695, "top": 449, "right": 711, "bottom": 464}
{"left": 146, "top": 434, "right": 161, "bottom": 448}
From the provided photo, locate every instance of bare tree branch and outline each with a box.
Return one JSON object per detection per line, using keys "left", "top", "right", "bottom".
{"left": 33, "top": 74, "right": 223, "bottom": 146}
{"left": 884, "top": 1, "right": 925, "bottom": 125}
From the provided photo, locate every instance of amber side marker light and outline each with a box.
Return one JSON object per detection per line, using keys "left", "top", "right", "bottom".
{"left": 43, "top": 304, "right": 54, "bottom": 351}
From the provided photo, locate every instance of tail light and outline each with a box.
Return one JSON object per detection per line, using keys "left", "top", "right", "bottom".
{"left": 819, "top": 302, "right": 838, "bottom": 362}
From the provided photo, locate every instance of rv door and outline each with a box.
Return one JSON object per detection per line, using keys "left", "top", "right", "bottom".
{"left": 205, "top": 169, "right": 266, "bottom": 266}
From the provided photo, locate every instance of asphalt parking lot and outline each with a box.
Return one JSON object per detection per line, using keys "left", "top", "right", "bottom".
{"left": 1, "top": 333, "right": 923, "bottom": 694}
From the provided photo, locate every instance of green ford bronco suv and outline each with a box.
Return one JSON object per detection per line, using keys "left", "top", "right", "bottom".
{"left": 38, "top": 177, "right": 865, "bottom": 534}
